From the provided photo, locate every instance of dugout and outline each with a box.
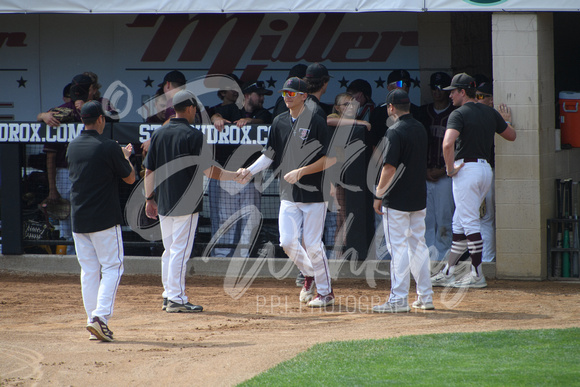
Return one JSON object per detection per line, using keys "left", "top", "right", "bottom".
{"left": 1, "top": 1, "right": 580, "bottom": 280}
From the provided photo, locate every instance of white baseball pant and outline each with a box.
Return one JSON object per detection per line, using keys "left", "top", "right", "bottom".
{"left": 382, "top": 207, "right": 433, "bottom": 304}
{"left": 452, "top": 159, "right": 493, "bottom": 236}
{"left": 481, "top": 174, "right": 496, "bottom": 262}
{"left": 278, "top": 200, "right": 332, "bottom": 296}
{"left": 73, "top": 225, "right": 124, "bottom": 325}
{"left": 159, "top": 213, "right": 199, "bottom": 304}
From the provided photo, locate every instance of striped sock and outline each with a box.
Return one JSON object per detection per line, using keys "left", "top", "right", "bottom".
{"left": 446, "top": 234, "right": 468, "bottom": 273}
{"left": 467, "top": 233, "right": 484, "bottom": 276}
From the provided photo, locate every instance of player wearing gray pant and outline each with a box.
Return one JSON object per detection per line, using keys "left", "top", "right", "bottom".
{"left": 432, "top": 73, "right": 516, "bottom": 288}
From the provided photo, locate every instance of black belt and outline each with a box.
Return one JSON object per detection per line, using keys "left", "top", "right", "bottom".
{"left": 463, "top": 158, "right": 486, "bottom": 163}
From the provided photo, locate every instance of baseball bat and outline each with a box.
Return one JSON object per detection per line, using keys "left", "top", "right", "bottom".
{"left": 554, "top": 179, "right": 562, "bottom": 277}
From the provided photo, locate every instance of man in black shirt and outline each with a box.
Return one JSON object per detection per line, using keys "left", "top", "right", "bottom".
{"left": 372, "top": 89, "right": 434, "bottom": 313}
{"left": 144, "top": 90, "right": 238, "bottom": 313}
{"left": 432, "top": 73, "right": 516, "bottom": 288}
{"left": 237, "top": 77, "right": 335, "bottom": 307}
{"left": 67, "top": 100, "right": 135, "bottom": 341}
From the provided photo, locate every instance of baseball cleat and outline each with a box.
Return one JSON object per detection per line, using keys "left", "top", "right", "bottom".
{"left": 86, "top": 317, "right": 114, "bottom": 342}
{"left": 308, "top": 292, "right": 335, "bottom": 307}
{"left": 299, "top": 276, "right": 315, "bottom": 303}
{"left": 412, "top": 300, "right": 435, "bottom": 310}
{"left": 162, "top": 298, "right": 168, "bottom": 311}
{"left": 453, "top": 274, "right": 487, "bottom": 288}
{"left": 431, "top": 271, "right": 455, "bottom": 287}
{"left": 372, "top": 301, "right": 410, "bottom": 313}
{"left": 166, "top": 301, "right": 204, "bottom": 313}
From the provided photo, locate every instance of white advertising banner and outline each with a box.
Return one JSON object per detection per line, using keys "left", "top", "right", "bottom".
{"left": 1, "top": 0, "right": 424, "bottom": 14}
{"left": 0, "top": 13, "right": 424, "bottom": 122}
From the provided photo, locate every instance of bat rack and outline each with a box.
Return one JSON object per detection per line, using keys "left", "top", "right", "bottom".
{"left": 547, "top": 218, "right": 580, "bottom": 281}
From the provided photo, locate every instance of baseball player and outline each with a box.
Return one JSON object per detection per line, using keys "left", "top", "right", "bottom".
{"left": 372, "top": 89, "right": 434, "bottom": 313}
{"left": 431, "top": 73, "right": 516, "bottom": 288}
{"left": 67, "top": 100, "right": 135, "bottom": 341}
{"left": 237, "top": 77, "right": 335, "bottom": 307}
{"left": 144, "top": 90, "right": 238, "bottom": 313}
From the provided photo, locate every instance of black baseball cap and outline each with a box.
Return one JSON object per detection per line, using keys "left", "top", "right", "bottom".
{"left": 80, "top": 100, "right": 105, "bottom": 120}
{"left": 158, "top": 70, "right": 186, "bottom": 87}
{"left": 387, "top": 69, "right": 411, "bottom": 85}
{"left": 347, "top": 79, "right": 373, "bottom": 99}
{"left": 430, "top": 72, "right": 452, "bottom": 89}
{"left": 242, "top": 80, "right": 273, "bottom": 96}
{"left": 477, "top": 81, "right": 493, "bottom": 95}
{"left": 385, "top": 89, "right": 410, "bottom": 105}
{"left": 305, "top": 63, "right": 331, "bottom": 79}
{"left": 287, "top": 64, "right": 307, "bottom": 79}
{"left": 63, "top": 83, "right": 72, "bottom": 99}
{"left": 443, "top": 73, "right": 477, "bottom": 91}
{"left": 70, "top": 74, "right": 92, "bottom": 102}
{"left": 172, "top": 90, "right": 199, "bottom": 110}
{"left": 279, "top": 77, "right": 308, "bottom": 93}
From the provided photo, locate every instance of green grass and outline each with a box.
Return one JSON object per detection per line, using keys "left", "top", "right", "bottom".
{"left": 239, "top": 328, "right": 580, "bottom": 386}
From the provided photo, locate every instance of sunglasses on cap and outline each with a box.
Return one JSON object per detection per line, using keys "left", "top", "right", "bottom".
{"left": 388, "top": 80, "right": 405, "bottom": 88}
{"left": 282, "top": 91, "right": 305, "bottom": 97}
{"left": 476, "top": 93, "right": 493, "bottom": 100}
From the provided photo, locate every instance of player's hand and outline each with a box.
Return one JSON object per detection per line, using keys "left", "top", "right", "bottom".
{"left": 141, "top": 139, "right": 151, "bottom": 155}
{"left": 122, "top": 143, "right": 133, "bottom": 159}
{"left": 145, "top": 200, "right": 158, "bottom": 219}
{"left": 234, "top": 118, "right": 252, "bottom": 128}
{"left": 212, "top": 118, "right": 230, "bottom": 132}
{"left": 284, "top": 169, "right": 303, "bottom": 184}
{"left": 373, "top": 198, "right": 384, "bottom": 215}
{"left": 41, "top": 112, "right": 61, "bottom": 127}
{"left": 44, "top": 189, "right": 62, "bottom": 205}
{"left": 74, "top": 100, "right": 85, "bottom": 112}
{"left": 497, "top": 103, "right": 512, "bottom": 123}
{"left": 446, "top": 162, "right": 464, "bottom": 177}
{"left": 235, "top": 168, "right": 253, "bottom": 184}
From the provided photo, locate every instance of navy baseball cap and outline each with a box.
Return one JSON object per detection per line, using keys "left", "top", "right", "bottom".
{"left": 385, "top": 89, "right": 410, "bottom": 105}
{"left": 430, "top": 72, "right": 452, "bottom": 90}
{"left": 80, "top": 100, "right": 105, "bottom": 120}
{"left": 280, "top": 77, "right": 308, "bottom": 94}
{"left": 172, "top": 90, "right": 199, "bottom": 110}
{"left": 347, "top": 79, "right": 373, "bottom": 99}
{"left": 159, "top": 70, "right": 186, "bottom": 87}
{"left": 443, "top": 73, "right": 477, "bottom": 91}
{"left": 70, "top": 74, "right": 92, "bottom": 102}
{"left": 242, "top": 80, "right": 273, "bottom": 96}
{"left": 287, "top": 64, "right": 307, "bottom": 79}
{"left": 305, "top": 63, "right": 331, "bottom": 79}
{"left": 387, "top": 69, "right": 411, "bottom": 85}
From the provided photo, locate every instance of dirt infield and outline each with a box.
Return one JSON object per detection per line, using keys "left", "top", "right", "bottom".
{"left": 1, "top": 273, "right": 579, "bottom": 386}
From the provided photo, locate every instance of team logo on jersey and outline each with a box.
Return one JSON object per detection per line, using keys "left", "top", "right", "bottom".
{"left": 298, "top": 128, "right": 310, "bottom": 140}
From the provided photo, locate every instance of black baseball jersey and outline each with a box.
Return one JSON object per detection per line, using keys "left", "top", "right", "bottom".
{"left": 369, "top": 102, "right": 423, "bottom": 148}
{"left": 381, "top": 114, "right": 428, "bottom": 212}
{"left": 420, "top": 103, "right": 456, "bottom": 169}
{"left": 67, "top": 130, "right": 133, "bottom": 233}
{"left": 446, "top": 102, "right": 508, "bottom": 161}
{"left": 305, "top": 95, "right": 329, "bottom": 120}
{"left": 263, "top": 108, "right": 329, "bottom": 203}
{"left": 143, "top": 117, "right": 211, "bottom": 216}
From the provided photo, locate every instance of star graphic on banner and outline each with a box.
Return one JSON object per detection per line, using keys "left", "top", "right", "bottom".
{"left": 144, "top": 76, "right": 154, "bottom": 88}
{"left": 267, "top": 77, "right": 277, "bottom": 88}
{"left": 411, "top": 77, "right": 421, "bottom": 89}
{"left": 17, "top": 76, "right": 27, "bottom": 88}
{"left": 338, "top": 76, "right": 349, "bottom": 88}
{"left": 375, "top": 77, "right": 385, "bottom": 88}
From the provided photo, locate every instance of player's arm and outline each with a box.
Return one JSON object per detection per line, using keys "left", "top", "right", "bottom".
{"left": 373, "top": 163, "right": 396, "bottom": 215}
{"left": 236, "top": 154, "right": 274, "bottom": 184}
{"left": 121, "top": 144, "right": 136, "bottom": 185}
{"left": 204, "top": 165, "right": 238, "bottom": 181}
{"left": 284, "top": 155, "right": 335, "bottom": 185}
{"left": 144, "top": 168, "right": 158, "bottom": 219}
{"left": 443, "top": 128, "right": 462, "bottom": 177}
